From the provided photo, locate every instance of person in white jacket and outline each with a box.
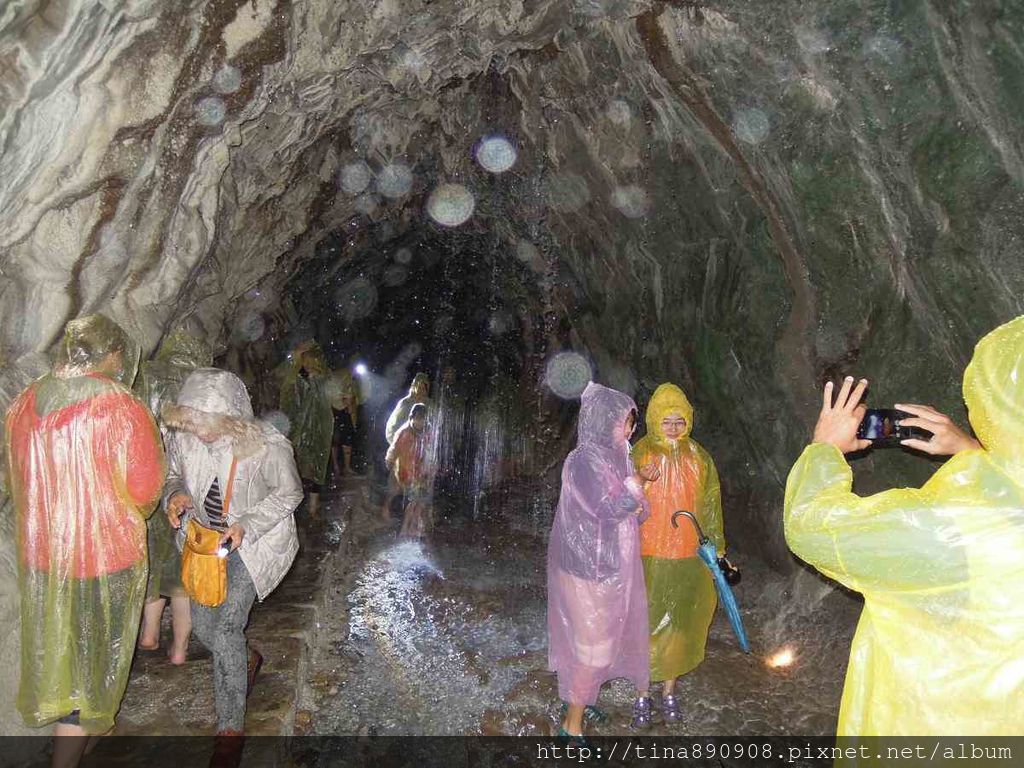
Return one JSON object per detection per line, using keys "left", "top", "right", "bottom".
{"left": 163, "top": 368, "right": 301, "bottom": 759}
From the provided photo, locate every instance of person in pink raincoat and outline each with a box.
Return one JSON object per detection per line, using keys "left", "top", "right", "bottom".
{"left": 547, "top": 381, "right": 661, "bottom": 742}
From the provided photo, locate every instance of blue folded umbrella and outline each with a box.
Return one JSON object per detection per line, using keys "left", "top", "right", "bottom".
{"left": 672, "top": 510, "right": 751, "bottom": 653}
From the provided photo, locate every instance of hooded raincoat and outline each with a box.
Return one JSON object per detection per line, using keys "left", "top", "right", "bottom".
{"left": 785, "top": 316, "right": 1024, "bottom": 736}
{"left": 5, "top": 315, "right": 166, "bottom": 733}
{"left": 632, "top": 383, "right": 725, "bottom": 682}
{"left": 547, "top": 382, "right": 650, "bottom": 706}
{"left": 135, "top": 330, "right": 213, "bottom": 600}
{"left": 277, "top": 342, "right": 333, "bottom": 485}
{"left": 385, "top": 375, "right": 431, "bottom": 445}
{"left": 164, "top": 369, "right": 302, "bottom": 600}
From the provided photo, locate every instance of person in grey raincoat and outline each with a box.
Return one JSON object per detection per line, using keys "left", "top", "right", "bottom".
{"left": 162, "top": 368, "right": 301, "bottom": 759}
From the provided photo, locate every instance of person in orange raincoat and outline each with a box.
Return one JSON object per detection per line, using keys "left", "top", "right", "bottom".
{"left": 632, "top": 383, "right": 725, "bottom": 724}
{"left": 385, "top": 403, "right": 434, "bottom": 538}
{"left": 5, "top": 315, "right": 165, "bottom": 757}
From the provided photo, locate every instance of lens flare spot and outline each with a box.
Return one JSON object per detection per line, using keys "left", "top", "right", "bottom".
{"left": 376, "top": 163, "right": 413, "bottom": 198}
{"left": 426, "top": 183, "right": 475, "bottom": 227}
{"left": 340, "top": 162, "right": 372, "bottom": 196}
{"left": 213, "top": 65, "right": 242, "bottom": 94}
{"left": 610, "top": 185, "right": 650, "bottom": 218}
{"left": 766, "top": 645, "right": 796, "bottom": 669}
{"left": 546, "top": 172, "right": 590, "bottom": 213}
{"left": 195, "top": 96, "right": 226, "bottom": 126}
{"left": 335, "top": 277, "right": 378, "bottom": 320}
{"left": 394, "top": 247, "right": 413, "bottom": 264}
{"left": 545, "top": 352, "right": 592, "bottom": 399}
{"left": 474, "top": 136, "right": 517, "bottom": 173}
{"left": 732, "top": 108, "right": 770, "bottom": 145}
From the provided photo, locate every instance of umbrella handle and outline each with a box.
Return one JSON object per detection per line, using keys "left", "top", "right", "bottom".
{"left": 670, "top": 510, "right": 709, "bottom": 544}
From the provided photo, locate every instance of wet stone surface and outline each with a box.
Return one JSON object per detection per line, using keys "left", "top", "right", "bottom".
{"left": 301, "top": 482, "right": 860, "bottom": 737}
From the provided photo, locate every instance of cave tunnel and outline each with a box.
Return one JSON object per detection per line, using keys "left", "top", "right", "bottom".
{"left": 2, "top": 0, "right": 1024, "bottom": 760}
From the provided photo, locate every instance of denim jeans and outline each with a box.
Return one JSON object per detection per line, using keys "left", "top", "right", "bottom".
{"left": 191, "top": 551, "right": 256, "bottom": 732}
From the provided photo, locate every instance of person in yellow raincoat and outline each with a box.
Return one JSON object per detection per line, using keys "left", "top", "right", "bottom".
{"left": 632, "top": 383, "right": 724, "bottom": 725}
{"left": 785, "top": 316, "right": 1024, "bottom": 736}
{"left": 134, "top": 329, "right": 213, "bottom": 664}
{"left": 5, "top": 315, "right": 165, "bottom": 760}
{"left": 276, "top": 341, "right": 333, "bottom": 517}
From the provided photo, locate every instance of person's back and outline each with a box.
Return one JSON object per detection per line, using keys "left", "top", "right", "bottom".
{"left": 5, "top": 314, "right": 165, "bottom": 740}
{"left": 784, "top": 317, "right": 1024, "bottom": 736}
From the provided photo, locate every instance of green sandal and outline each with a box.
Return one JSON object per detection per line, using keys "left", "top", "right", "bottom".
{"left": 556, "top": 727, "right": 593, "bottom": 750}
{"left": 559, "top": 703, "right": 609, "bottom": 724}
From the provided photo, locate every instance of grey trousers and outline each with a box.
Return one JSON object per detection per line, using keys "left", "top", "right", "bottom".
{"left": 191, "top": 551, "right": 257, "bottom": 732}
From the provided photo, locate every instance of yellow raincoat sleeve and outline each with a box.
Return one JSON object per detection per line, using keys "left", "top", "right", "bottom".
{"left": 696, "top": 445, "right": 725, "bottom": 556}
{"left": 784, "top": 443, "right": 965, "bottom": 593}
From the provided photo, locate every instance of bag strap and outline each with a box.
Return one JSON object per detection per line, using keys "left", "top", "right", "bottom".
{"left": 222, "top": 456, "right": 239, "bottom": 519}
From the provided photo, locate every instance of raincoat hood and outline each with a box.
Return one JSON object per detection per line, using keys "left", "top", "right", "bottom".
{"left": 290, "top": 340, "right": 328, "bottom": 376}
{"left": 963, "top": 315, "right": 1024, "bottom": 466}
{"left": 155, "top": 330, "right": 213, "bottom": 370}
{"left": 577, "top": 381, "right": 637, "bottom": 448}
{"left": 644, "top": 383, "right": 694, "bottom": 441}
{"left": 177, "top": 368, "right": 254, "bottom": 419}
{"left": 56, "top": 314, "right": 140, "bottom": 386}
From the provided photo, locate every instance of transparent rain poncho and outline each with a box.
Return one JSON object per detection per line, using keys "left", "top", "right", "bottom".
{"left": 633, "top": 383, "right": 724, "bottom": 681}
{"left": 5, "top": 315, "right": 166, "bottom": 733}
{"left": 547, "top": 382, "right": 650, "bottom": 706}
{"left": 276, "top": 342, "right": 333, "bottom": 485}
{"left": 385, "top": 373, "right": 431, "bottom": 445}
{"left": 785, "top": 316, "right": 1024, "bottom": 736}
{"left": 134, "top": 330, "right": 213, "bottom": 600}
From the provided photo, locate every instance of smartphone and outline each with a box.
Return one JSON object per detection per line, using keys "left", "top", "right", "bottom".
{"left": 217, "top": 537, "right": 233, "bottom": 558}
{"left": 857, "top": 408, "right": 931, "bottom": 447}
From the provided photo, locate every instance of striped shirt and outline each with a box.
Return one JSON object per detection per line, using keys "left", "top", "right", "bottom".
{"left": 204, "top": 478, "right": 228, "bottom": 531}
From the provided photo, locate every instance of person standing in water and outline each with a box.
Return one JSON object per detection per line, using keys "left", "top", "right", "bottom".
{"left": 547, "top": 382, "right": 660, "bottom": 744}
{"left": 381, "top": 372, "right": 430, "bottom": 520}
{"left": 385, "top": 403, "right": 435, "bottom": 538}
{"left": 631, "top": 383, "right": 726, "bottom": 727}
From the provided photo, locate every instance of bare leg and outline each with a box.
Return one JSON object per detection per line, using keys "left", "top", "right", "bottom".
{"left": 331, "top": 446, "right": 342, "bottom": 482}
{"left": 168, "top": 595, "right": 192, "bottom": 665}
{"left": 138, "top": 598, "right": 165, "bottom": 650}
{"left": 381, "top": 478, "right": 398, "bottom": 521}
{"left": 342, "top": 446, "right": 353, "bottom": 474}
{"left": 309, "top": 492, "right": 320, "bottom": 519}
{"left": 52, "top": 724, "right": 89, "bottom": 768}
{"left": 562, "top": 703, "right": 585, "bottom": 735}
{"left": 663, "top": 677, "right": 677, "bottom": 696}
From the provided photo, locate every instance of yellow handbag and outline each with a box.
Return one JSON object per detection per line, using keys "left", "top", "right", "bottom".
{"left": 181, "top": 458, "right": 237, "bottom": 608}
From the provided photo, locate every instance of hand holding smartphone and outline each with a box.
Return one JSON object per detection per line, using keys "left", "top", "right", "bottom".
{"left": 857, "top": 408, "right": 932, "bottom": 447}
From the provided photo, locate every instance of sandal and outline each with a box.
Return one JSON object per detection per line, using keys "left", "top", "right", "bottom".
{"left": 662, "top": 693, "right": 682, "bottom": 724}
{"left": 556, "top": 727, "right": 592, "bottom": 750}
{"left": 559, "top": 702, "right": 609, "bottom": 724}
{"left": 630, "top": 696, "right": 653, "bottom": 730}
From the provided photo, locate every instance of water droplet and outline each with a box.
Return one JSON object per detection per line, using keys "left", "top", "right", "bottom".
{"left": 262, "top": 410, "right": 291, "bottom": 436}
{"left": 213, "top": 65, "right": 242, "bottom": 95}
{"left": 545, "top": 352, "right": 592, "bottom": 399}
{"left": 606, "top": 98, "right": 632, "bottom": 126}
{"left": 426, "top": 183, "right": 475, "bottom": 227}
{"left": 335, "top": 277, "right": 378, "bottom": 320}
{"left": 732, "top": 108, "right": 770, "bottom": 144}
{"left": 383, "top": 265, "right": 409, "bottom": 287}
{"left": 376, "top": 163, "right": 413, "bottom": 198}
{"left": 610, "top": 185, "right": 650, "bottom": 218}
{"left": 354, "top": 194, "right": 377, "bottom": 215}
{"left": 340, "top": 162, "right": 372, "bottom": 196}
{"left": 474, "top": 136, "right": 517, "bottom": 173}
{"left": 236, "top": 311, "right": 265, "bottom": 342}
{"left": 546, "top": 172, "right": 591, "bottom": 212}
{"left": 394, "top": 248, "right": 413, "bottom": 264}
{"left": 195, "top": 96, "right": 226, "bottom": 126}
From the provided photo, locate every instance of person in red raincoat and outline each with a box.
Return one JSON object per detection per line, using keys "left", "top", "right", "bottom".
{"left": 5, "top": 315, "right": 165, "bottom": 763}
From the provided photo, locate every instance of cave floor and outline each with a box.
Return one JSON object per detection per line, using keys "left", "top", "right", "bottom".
{"left": 297, "top": 479, "right": 860, "bottom": 738}
{"left": 60, "top": 473, "right": 860, "bottom": 767}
